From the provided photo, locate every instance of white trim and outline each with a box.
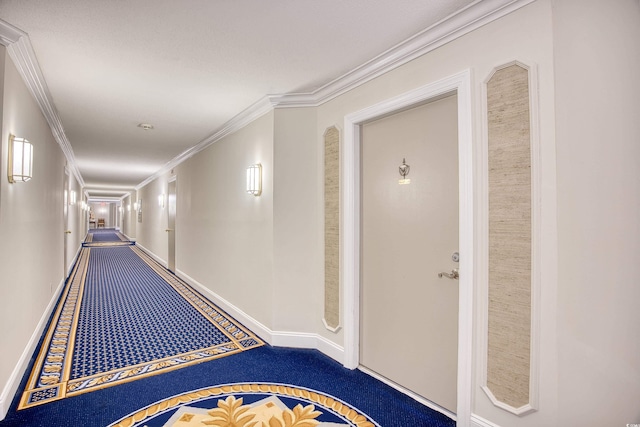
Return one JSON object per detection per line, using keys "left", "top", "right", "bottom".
{"left": 1, "top": 0, "right": 534, "bottom": 194}
{"left": 480, "top": 386, "right": 536, "bottom": 416}
{"left": 342, "top": 70, "right": 474, "bottom": 426}
{"left": 0, "top": 20, "right": 84, "bottom": 188}
{"left": 131, "top": 0, "right": 534, "bottom": 191}
{"left": 0, "top": 277, "right": 65, "bottom": 420}
{"left": 66, "top": 244, "right": 83, "bottom": 279}
{"left": 470, "top": 413, "right": 503, "bottom": 427}
{"left": 135, "top": 97, "right": 274, "bottom": 190}
{"left": 276, "top": 0, "right": 535, "bottom": 107}
{"left": 321, "top": 318, "right": 341, "bottom": 333}
{"left": 478, "top": 60, "right": 540, "bottom": 416}
{"left": 270, "top": 331, "right": 345, "bottom": 363}
{"left": 175, "top": 268, "right": 345, "bottom": 363}
{"left": 358, "top": 365, "right": 457, "bottom": 422}
{"left": 136, "top": 242, "right": 168, "bottom": 268}
{"left": 175, "top": 269, "right": 272, "bottom": 344}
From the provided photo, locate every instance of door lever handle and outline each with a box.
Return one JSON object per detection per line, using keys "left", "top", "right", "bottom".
{"left": 438, "top": 269, "right": 459, "bottom": 280}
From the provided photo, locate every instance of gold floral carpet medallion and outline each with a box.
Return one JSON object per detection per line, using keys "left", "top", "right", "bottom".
{"left": 110, "top": 383, "right": 379, "bottom": 427}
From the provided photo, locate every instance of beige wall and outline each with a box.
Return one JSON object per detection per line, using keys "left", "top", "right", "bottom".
{"left": 136, "top": 173, "right": 171, "bottom": 262}
{"left": 65, "top": 170, "right": 84, "bottom": 273}
{"left": 171, "top": 111, "right": 274, "bottom": 328}
{"left": 0, "top": 47, "right": 82, "bottom": 415}
{"left": 89, "top": 0, "right": 640, "bottom": 425}
{"left": 121, "top": 192, "right": 137, "bottom": 239}
{"left": 554, "top": 0, "right": 640, "bottom": 425}
{"left": 318, "top": 2, "right": 559, "bottom": 404}
{"left": 272, "top": 107, "right": 323, "bottom": 332}
{"left": 1, "top": 1, "right": 630, "bottom": 424}
{"left": 134, "top": 2, "right": 560, "bottom": 424}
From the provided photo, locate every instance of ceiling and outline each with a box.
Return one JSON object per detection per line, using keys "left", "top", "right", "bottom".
{"left": 0, "top": 0, "right": 477, "bottom": 199}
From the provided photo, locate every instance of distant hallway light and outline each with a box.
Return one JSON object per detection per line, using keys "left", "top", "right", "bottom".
{"left": 246, "top": 163, "right": 262, "bottom": 196}
{"left": 8, "top": 134, "right": 33, "bottom": 183}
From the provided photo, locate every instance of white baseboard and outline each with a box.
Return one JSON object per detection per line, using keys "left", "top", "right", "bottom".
{"left": 135, "top": 243, "right": 167, "bottom": 268}
{"left": 175, "top": 269, "right": 345, "bottom": 364}
{"left": 471, "top": 413, "right": 503, "bottom": 427}
{"left": 0, "top": 276, "right": 66, "bottom": 420}
{"left": 271, "top": 331, "right": 345, "bottom": 363}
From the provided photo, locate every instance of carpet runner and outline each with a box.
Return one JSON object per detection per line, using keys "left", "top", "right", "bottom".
{"left": 18, "top": 232, "right": 263, "bottom": 410}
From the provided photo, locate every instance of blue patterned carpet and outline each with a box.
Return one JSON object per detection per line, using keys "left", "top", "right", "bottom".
{"left": 89, "top": 230, "right": 124, "bottom": 242}
{"left": 1, "top": 230, "right": 455, "bottom": 427}
{"left": 18, "top": 233, "right": 262, "bottom": 409}
{"left": 3, "top": 347, "right": 455, "bottom": 427}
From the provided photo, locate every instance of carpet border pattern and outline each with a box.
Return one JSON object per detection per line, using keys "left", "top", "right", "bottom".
{"left": 19, "top": 243, "right": 263, "bottom": 410}
{"left": 109, "top": 383, "right": 380, "bottom": 427}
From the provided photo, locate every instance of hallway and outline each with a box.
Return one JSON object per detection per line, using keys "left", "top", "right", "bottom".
{"left": 0, "top": 229, "right": 454, "bottom": 426}
{"left": 1, "top": 2, "right": 639, "bottom": 426}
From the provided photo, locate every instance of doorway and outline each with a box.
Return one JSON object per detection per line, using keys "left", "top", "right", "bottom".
{"left": 360, "top": 94, "right": 459, "bottom": 414}
{"left": 342, "top": 70, "right": 473, "bottom": 423}
{"left": 167, "top": 179, "right": 176, "bottom": 272}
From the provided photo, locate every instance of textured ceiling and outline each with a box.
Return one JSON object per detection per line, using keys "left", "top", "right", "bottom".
{"left": 0, "top": 0, "right": 475, "bottom": 197}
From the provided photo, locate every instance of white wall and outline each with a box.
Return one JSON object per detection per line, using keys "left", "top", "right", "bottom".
{"left": 117, "top": 1, "right": 640, "bottom": 425}
{"left": 0, "top": 46, "right": 80, "bottom": 418}
{"left": 121, "top": 193, "right": 137, "bottom": 239}
{"left": 553, "top": 0, "right": 640, "bottom": 425}
{"left": 173, "top": 111, "right": 275, "bottom": 329}
{"left": 272, "top": 107, "right": 323, "bottom": 333}
{"left": 136, "top": 173, "right": 171, "bottom": 263}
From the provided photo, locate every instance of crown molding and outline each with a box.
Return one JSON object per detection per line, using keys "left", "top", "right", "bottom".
{"left": 136, "top": 0, "right": 535, "bottom": 190}
{"left": 0, "top": 19, "right": 22, "bottom": 46}
{"left": 0, "top": 20, "right": 85, "bottom": 188}
{"left": 2, "top": 0, "right": 535, "bottom": 193}
{"left": 135, "top": 95, "right": 276, "bottom": 190}
{"left": 274, "top": 0, "right": 536, "bottom": 108}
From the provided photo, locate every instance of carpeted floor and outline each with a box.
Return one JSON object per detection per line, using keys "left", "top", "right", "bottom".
{"left": 0, "top": 230, "right": 456, "bottom": 426}
{"left": 2, "top": 347, "right": 455, "bottom": 426}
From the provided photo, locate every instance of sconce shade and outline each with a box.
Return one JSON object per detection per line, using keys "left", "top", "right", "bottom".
{"left": 246, "top": 164, "right": 262, "bottom": 196}
{"left": 8, "top": 135, "right": 33, "bottom": 183}
{"left": 158, "top": 194, "right": 165, "bottom": 208}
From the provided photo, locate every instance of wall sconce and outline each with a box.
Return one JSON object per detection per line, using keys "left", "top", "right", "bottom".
{"left": 246, "top": 163, "right": 262, "bottom": 196}
{"left": 70, "top": 191, "right": 77, "bottom": 205}
{"left": 8, "top": 134, "right": 33, "bottom": 183}
{"left": 127, "top": 204, "right": 131, "bottom": 212}
{"left": 133, "top": 202, "right": 138, "bottom": 211}
{"left": 158, "top": 193, "right": 165, "bottom": 208}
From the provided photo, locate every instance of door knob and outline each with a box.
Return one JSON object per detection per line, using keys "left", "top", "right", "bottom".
{"left": 438, "top": 269, "right": 459, "bottom": 280}
{"left": 165, "top": 229, "right": 173, "bottom": 232}
{"left": 64, "top": 230, "right": 72, "bottom": 234}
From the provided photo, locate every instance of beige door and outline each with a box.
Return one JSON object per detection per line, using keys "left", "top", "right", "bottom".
{"left": 167, "top": 180, "right": 176, "bottom": 272}
{"left": 360, "top": 94, "right": 459, "bottom": 413}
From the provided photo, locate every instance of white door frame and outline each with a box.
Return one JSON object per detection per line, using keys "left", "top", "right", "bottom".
{"left": 342, "top": 69, "right": 473, "bottom": 425}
